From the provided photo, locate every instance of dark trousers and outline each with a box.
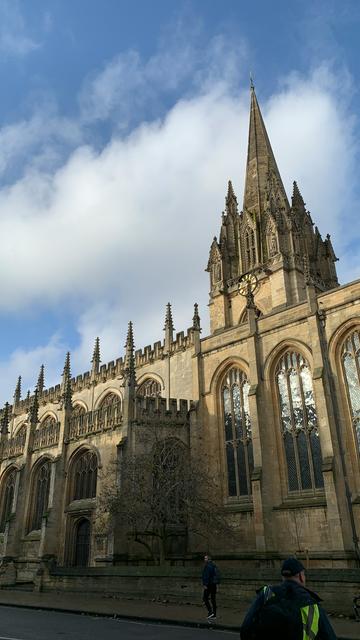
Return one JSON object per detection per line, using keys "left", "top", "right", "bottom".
{"left": 203, "top": 584, "right": 217, "bottom": 616}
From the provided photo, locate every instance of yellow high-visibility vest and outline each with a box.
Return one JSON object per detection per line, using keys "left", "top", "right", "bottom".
{"left": 301, "top": 604, "right": 320, "bottom": 640}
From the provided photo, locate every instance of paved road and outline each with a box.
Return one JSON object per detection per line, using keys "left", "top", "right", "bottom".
{"left": 0, "top": 606, "right": 236, "bottom": 640}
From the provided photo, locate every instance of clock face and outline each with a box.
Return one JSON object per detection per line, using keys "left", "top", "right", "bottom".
{"left": 238, "top": 272, "right": 258, "bottom": 296}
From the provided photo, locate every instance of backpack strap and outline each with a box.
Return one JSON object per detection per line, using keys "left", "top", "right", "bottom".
{"left": 300, "top": 604, "right": 320, "bottom": 640}
{"left": 261, "top": 585, "right": 276, "bottom": 604}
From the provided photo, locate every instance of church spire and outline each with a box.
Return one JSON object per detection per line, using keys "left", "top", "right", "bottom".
{"left": 243, "top": 85, "right": 289, "bottom": 218}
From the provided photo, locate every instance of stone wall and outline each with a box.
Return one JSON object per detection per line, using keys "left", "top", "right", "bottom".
{"left": 37, "top": 565, "right": 360, "bottom": 616}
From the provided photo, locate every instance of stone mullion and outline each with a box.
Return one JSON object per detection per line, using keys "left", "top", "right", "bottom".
{"left": 241, "top": 383, "right": 251, "bottom": 496}
{"left": 230, "top": 385, "right": 240, "bottom": 497}
{"left": 298, "top": 365, "right": 317, "bottom": 490}
{"left": 286, "top": 369, "right": 302, "bottom": 491}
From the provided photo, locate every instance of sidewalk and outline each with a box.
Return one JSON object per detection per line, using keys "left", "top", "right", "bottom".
{"left": 0, "top": 589, "right": 358, "bottom": 639}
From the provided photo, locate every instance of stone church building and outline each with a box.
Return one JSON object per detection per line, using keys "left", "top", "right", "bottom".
{"left": 0, "top": 85, "right": 360, "bottom": 582}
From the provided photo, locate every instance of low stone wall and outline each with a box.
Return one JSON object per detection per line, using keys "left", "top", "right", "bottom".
{"left": 37, "top": 566, "right": 360, "bottom": 616}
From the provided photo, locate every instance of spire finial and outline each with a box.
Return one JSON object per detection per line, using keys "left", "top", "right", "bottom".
{"left": 1, "top": 402, "right": 10, "bottom": 436}
{"left": 13, "top": 375, "right": 22, "bottom": 406}
{"left": 63, "top": 352, "right": 71, "bottom": 378}
{"left": 192, "top": 303, "right": 201, "bottom": 331}
{"left": 164, "top": 302, "right": 174, "bottom": 332}
{"left": 292, "top": 180, "right": 305, "bottom": 208}
{"left": 250, "top": 71, "right": 255, "bottom": 91}
{"left": 124, "top": 321, "right": 136, "bottom": 387}
{"left": 37, "top": 364, "right": 45, "bottom": 395}
{"left": 28, "top": 388, "right": 39, "bottom": 425}
{"left": 226, "top": 179, "right": 238, "bottom": 216}
{"left": 91, "top": 337, "right": 101, "bottom": 379}
{"left": 92, "top": 337, "right": 101, "bottom": 365}
{"left": 62, "top": 352, "right": 72, "bottom": 410}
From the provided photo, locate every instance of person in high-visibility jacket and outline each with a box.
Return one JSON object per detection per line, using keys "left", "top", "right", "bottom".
{"left": 240, "top": 558, "right": 337, "bottom": 640}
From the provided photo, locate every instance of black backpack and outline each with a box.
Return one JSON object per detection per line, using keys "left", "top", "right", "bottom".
{"left": 242, "top": 585, "right": 306, "bottom": 640}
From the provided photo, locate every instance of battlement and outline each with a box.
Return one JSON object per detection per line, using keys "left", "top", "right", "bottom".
{"left": 135, "top": 327, "right": 195, "bottom": 366}
{"left": 5, "top": 320, "right": 197, "bottom": 412}
{"left": 134, "top": 396, "right": 190, "bottom": 424}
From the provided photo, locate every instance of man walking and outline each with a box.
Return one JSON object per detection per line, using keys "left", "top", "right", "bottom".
{"left": 240, "top": 557, "right": 337, "bottom": 639}
{"left": 202, "top": 554, "right": 220, "bottom": 621}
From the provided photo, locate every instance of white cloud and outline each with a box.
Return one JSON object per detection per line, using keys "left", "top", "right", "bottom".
{"left": 0, "top": 42, "right": 359, "bottom": 404}
{"left": 0, "top": 0, "right": 40, "bottom": 56}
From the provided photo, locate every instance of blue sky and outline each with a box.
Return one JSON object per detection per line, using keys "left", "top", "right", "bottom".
{"left": 0, "top": 0, "right": 359, "bottom": 403}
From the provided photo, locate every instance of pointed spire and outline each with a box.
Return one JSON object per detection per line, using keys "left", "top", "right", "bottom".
{"left": 63, "top": 352, "right": 71, "bottom": 380}
{"left": 292, "top": 181, "right": 305, "bottom": 209}
{"left": 225, "top": 180, "right": 238, "bottom": 217}
{"left": 13, "top": 376, "right": 22, "bottom": 406}
{"left": 28, "top": 389, "right": 39, "bottom": 425}
{"left": 192, "top": 303, "right": 201, "bottom": 331}
{"left": 124, "top": 321, "right": 136, "bottom": 387}
{"left": 37, "top": 364, "right": 45, "bottom": 395}
{"left": 91, "top": 337, "right": 101, "bottom": 367}
{"left": 164, "top": 302, "right": 174, "bottom": 352}
{"left": 243, "top": 85, "right": 289, "bottom": 218}
{"left": 62, "top": 352, "right": 72, "bottom": 410}
{"left": 164, "top": 302, "right": 174, "bottom": 332}
{"left": 1, "top": 402, "right": 10, "bottom": 436}
{"left": 91, "top": 337, "right": 101, "bottom": 380}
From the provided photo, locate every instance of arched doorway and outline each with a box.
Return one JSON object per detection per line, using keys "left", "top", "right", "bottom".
{"left": 74, "top": 518, "right": 91, "bottom": 567}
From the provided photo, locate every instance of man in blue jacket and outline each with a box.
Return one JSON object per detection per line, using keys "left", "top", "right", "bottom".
{"left": 202, "top": 554, "right": 219, "bottom": 620}
{"left": 240, "top": 557, "right": 337, "bottom": 640}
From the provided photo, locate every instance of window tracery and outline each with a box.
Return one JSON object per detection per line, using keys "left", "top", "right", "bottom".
{"left": 137, "top": 378, "right": 162, "bottom": 398}
{"left": 276, "top": 351, "right": 324, "bottom": 492}
{"left": 342, "top": 329, "right": 360, "bottom": 452}
{"left": 30, "top": 460, "right": 51, "bottom": 531}
{"left": 0, "top": 468, "right": 16, "bottom": 532}
{"left": 222, "top": 368, "right": 253, "bottom": 498}
{"left": 72, "top": 450, "right": 98, "bottom": 501}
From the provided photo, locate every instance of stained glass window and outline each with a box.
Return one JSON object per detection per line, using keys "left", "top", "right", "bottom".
{"left": 276, "top": 352, "right": 324, "bottom": 492}
{"left": 222, "top": 368, "right": 253, "bottom": 497}
{"left": 342, "top": 329, "right": 360, "bottom": 451}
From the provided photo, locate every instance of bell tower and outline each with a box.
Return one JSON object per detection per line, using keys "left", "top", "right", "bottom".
{"left": 207, "top": 83, "right": 339, "bottom": 333}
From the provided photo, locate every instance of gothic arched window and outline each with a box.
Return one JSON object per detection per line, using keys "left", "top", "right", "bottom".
{"left": 72, "top": 451, "right": 98, "bottom": 501}
{"left": 30, "top": 460, "right": 51, "bottom": 531}
{"left": 245, "top": 229, "right": 256, "bottom": 270}
{"left": 137, "top": 378, "right": 161, "bottom": 398}
{"left": 342, "top": 329, "right": 360, "bottom": 452}
{"left": 99, "top": 393, "right": 121, "bottom": 425}
{"left": 222, "top": 368, "right": 253, "bottom": 498}
{"left": 0, "top": 469, "right": 16, "bottom": 532}
{"left": 276, "top": 351, "right": 324, "bottom": 492}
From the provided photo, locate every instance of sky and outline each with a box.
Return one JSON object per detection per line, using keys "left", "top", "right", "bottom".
{"left": 0, "top": 0, "right": 359, "bottom": 404}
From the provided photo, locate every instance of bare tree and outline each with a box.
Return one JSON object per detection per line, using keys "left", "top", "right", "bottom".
{"left": 96, "top": 430, "right": 235, "bottom": 565}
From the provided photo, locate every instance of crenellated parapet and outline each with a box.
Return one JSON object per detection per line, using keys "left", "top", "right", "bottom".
{"left": 133, "top": 396, "right": 190, "bottom": 425}
{"left": 135, "top": 327, "right": 196, "bottom": 367}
